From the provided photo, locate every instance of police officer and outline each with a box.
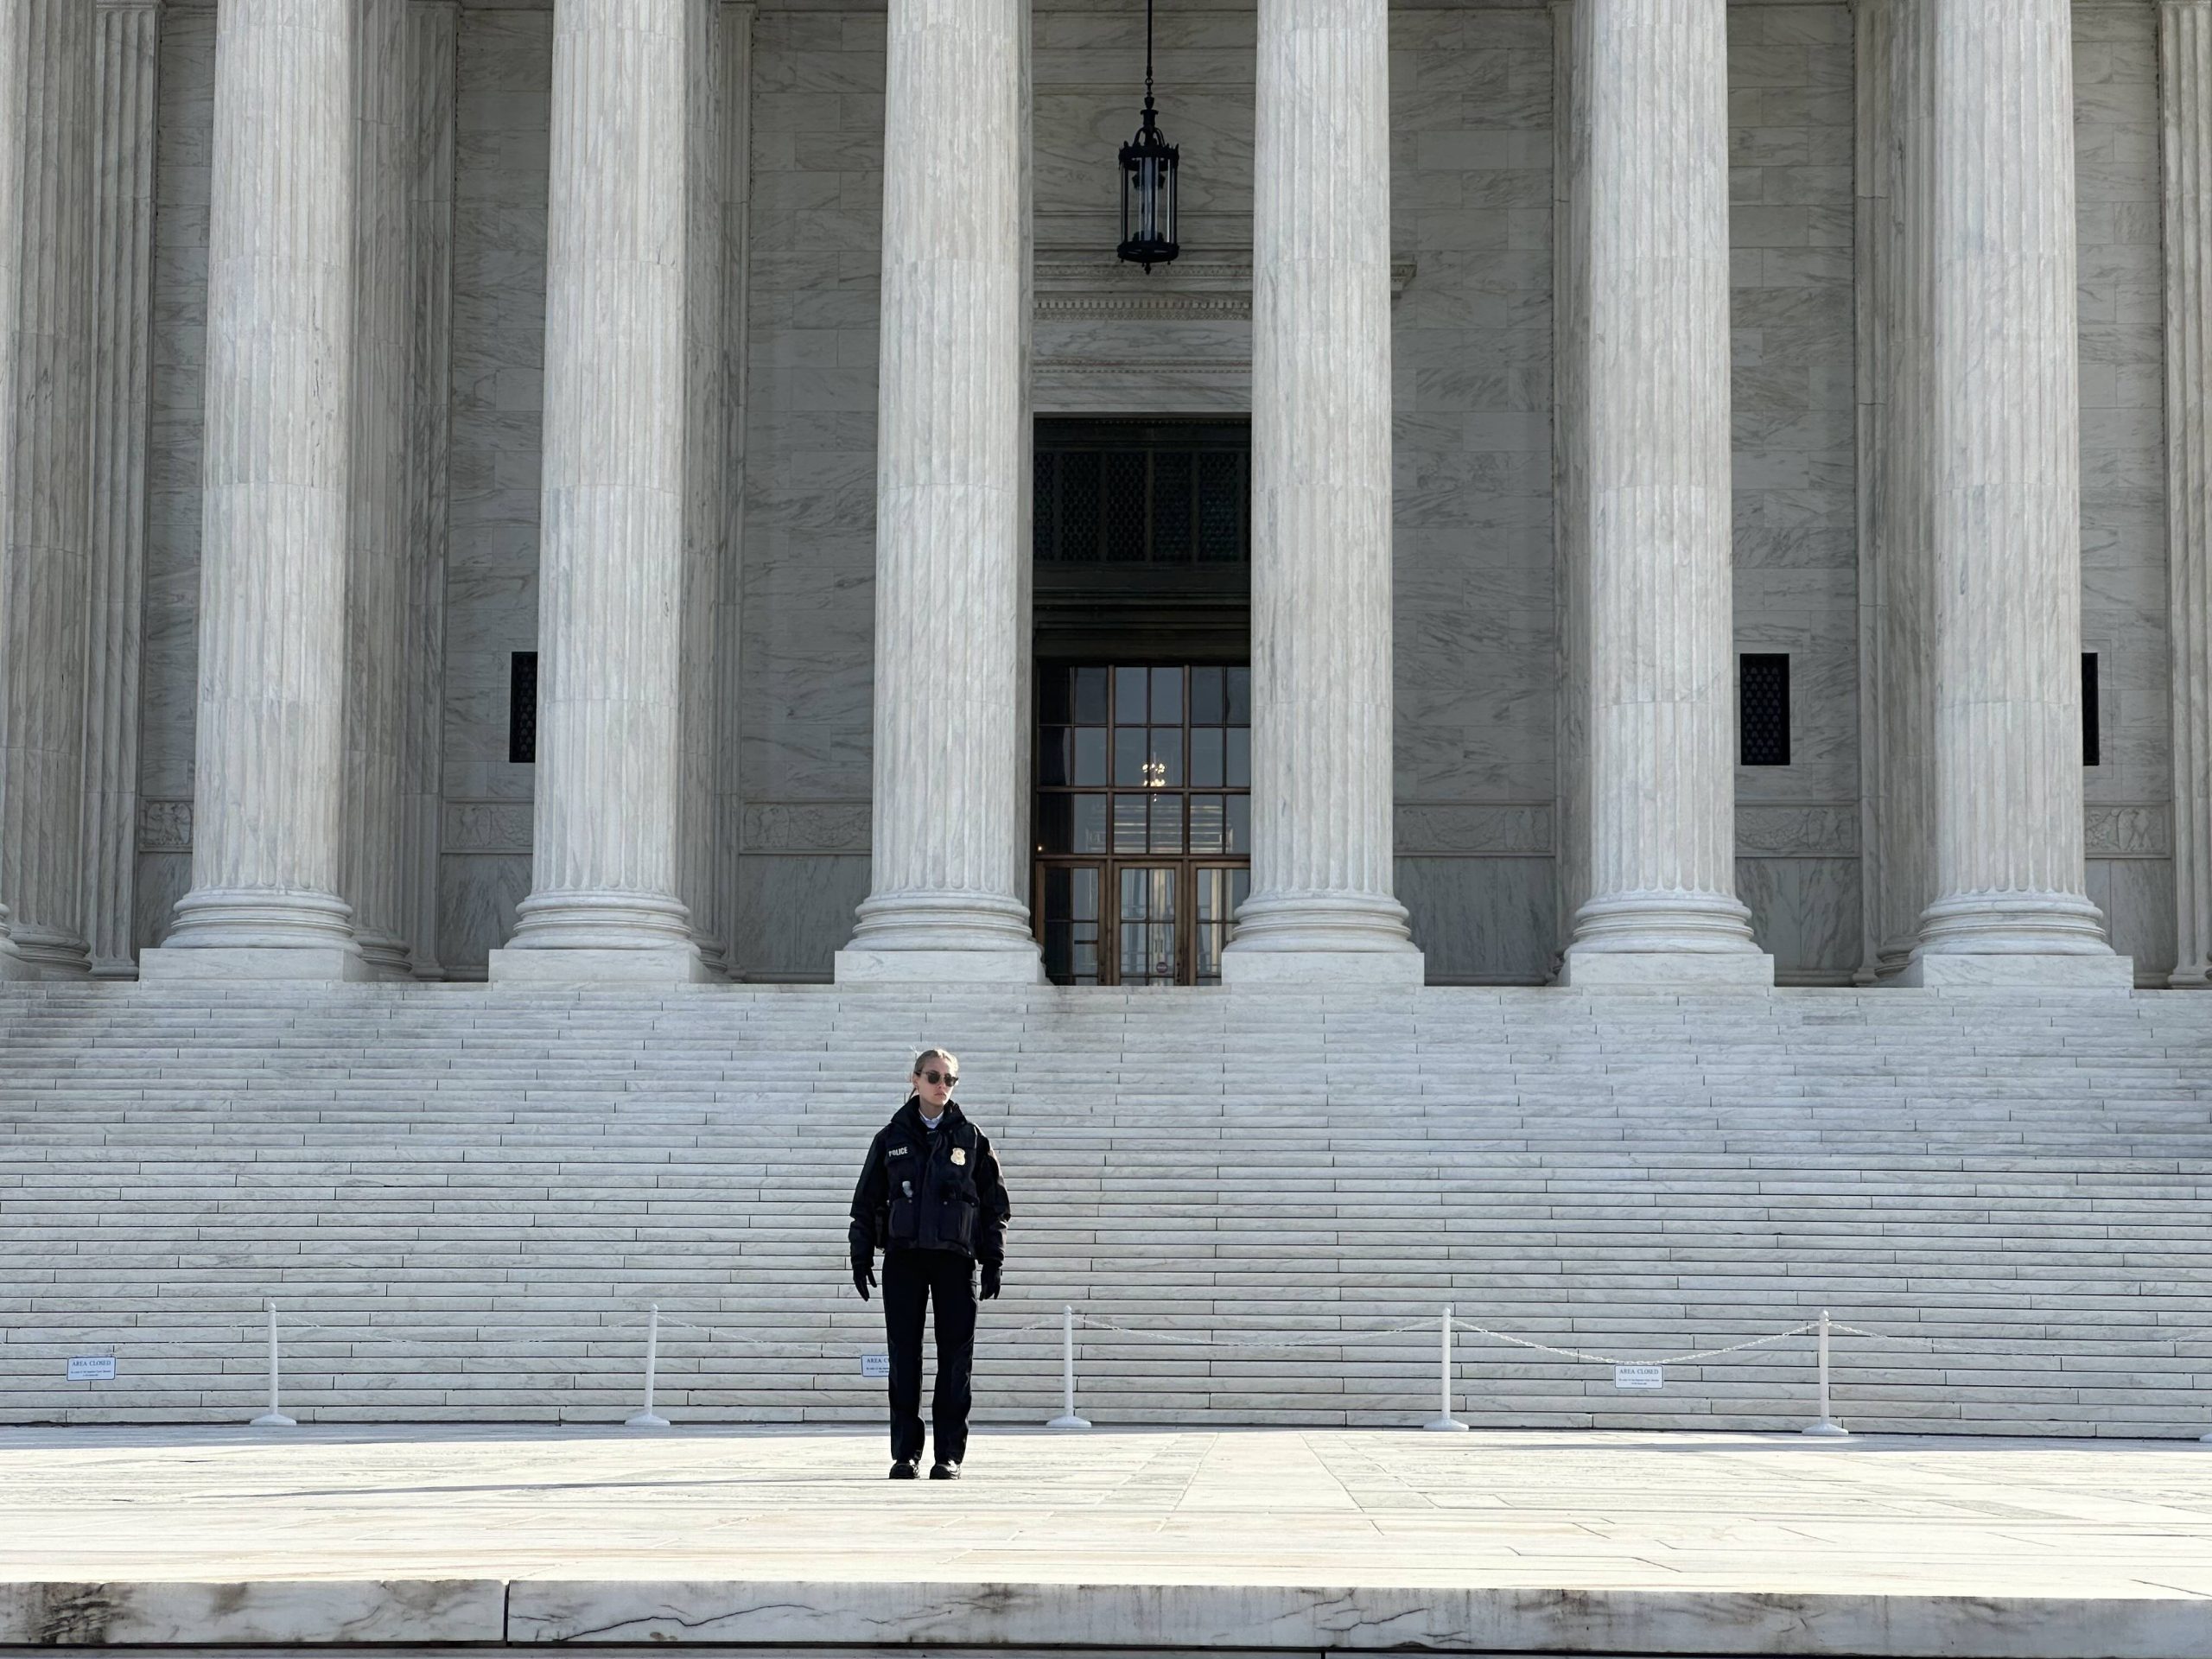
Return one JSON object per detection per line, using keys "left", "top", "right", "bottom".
{"left": 848, "top": 1047, "right": 1009, "bottom": 1480}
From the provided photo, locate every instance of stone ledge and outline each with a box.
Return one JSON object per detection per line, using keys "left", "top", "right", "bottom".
{"left": 1, "top": 1579, "right": 2206, "bottom": 1658}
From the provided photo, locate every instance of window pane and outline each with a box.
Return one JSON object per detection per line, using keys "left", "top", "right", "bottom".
{"left": 1072, "top": 727, "right": 1108, "bottom": 786}
{"left": 1044, "top": 866, "right": 1073, "bottom": 917}
{"left": 1227, "top": 793, "right": 1250, "bottom": 853}
{"left": 1071, "top": 794, "right": 1108, "bottom": 854}
{"left": 1191, "top": 666, "right": 1224, "bottom": 725}
{"left": 1039, "top": 795, "right": 1071, "bottom": 853}
{"left": 1189, "top": 795, "right": 1224, "bottom": 854}
{"left": 1226, "top": 726, "right": 1250, "bottom": 788}
{"left": 1151, "top": 794, "right": 1183, "bottom": 853}
{"left": 1040, "top": 668, "right": 1072, "bottom": 726}
{"left": 1045, "top": 919, "right": 1073, "bottom": 981}
{"left": 1190, "top": 727, "right": 1223, "bottom": 787}
{"left": 1039, "top": 727, "right": 1072, "bottom": 788}
{"left": 1226, "top": 666, "right": 1250, "bottom": 724}
{"left": 1149, "top": 726, "right": 1183, "bottom": 786}
{"left": 1151, "top": 667, "right": 1183, "bottom": 723}
{"left": 1071, "top": 865, "right": 1101, "bottom": 923}
{"left": 1113, "top": 794, "right": 1149, "bottom": 852}
{"left": 1115, "top": 666, "right": 1148, "bottom": 721}
{"left": 1115, "top": 727, "right": 1147, "bottom": 786}
{"left": 1074, "top": 666, "right": 1109, "bottom": 724}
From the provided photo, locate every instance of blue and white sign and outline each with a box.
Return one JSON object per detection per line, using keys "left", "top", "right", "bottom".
{"left": 67, "top": 1356, "right": 117, "bottom": 1382}
{"left": 1613, "top": 1363, "right": 1664, "bottom": 1390}
{"left": 861, "top": 1353, "right": 890, "bottom": 1379}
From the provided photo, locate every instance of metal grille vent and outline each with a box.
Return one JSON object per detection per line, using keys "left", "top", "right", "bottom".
{"left": 1035, "top": 421, "right": 1249, "bottom": 564}
{"left": 509, "top": 652, "right": 539, "bottom": 766}
{"left": 2082, "top": 653, "right": 2100, "bottom": 767}
{"left": 1739, "top": 653, "right": 1789, "bottom": 767}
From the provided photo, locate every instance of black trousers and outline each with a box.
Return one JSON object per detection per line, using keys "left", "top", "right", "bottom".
{"left": 880, "top": 1246, "right": 976, "bottom": 1464}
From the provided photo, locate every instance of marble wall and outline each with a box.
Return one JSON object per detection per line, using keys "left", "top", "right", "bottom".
{"left": 2076, "top": 3, "right": 2177, "bottom": 982}
{"left": 127, "top": 0, "right": 2188, "bottom": 986}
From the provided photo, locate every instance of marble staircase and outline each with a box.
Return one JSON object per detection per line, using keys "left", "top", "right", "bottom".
{"left": 2, "top": 982, "right": 2209, "bottom": 1435}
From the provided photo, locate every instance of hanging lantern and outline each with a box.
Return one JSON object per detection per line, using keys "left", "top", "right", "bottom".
{"left": 1117, "top": 0, "right": 1179, "bottom": 272}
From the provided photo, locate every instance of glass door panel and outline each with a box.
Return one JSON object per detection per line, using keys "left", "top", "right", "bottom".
{"left": 1193, "top": 866, "right": 1250, "bottom": 985}
{"left": 1116, "top": 865, "right": 1179, "bottom": 986}
{"left": 1040, "top": 864, "right": 1103, "bottom": 985}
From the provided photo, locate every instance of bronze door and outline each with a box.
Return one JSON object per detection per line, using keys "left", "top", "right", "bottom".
{"left": 1034, "top": 664, "right": 1251, "bottom": 986}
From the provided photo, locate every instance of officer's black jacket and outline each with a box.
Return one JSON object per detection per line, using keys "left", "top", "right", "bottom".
{"left": 847, "top": 1097, "right": 1009, "bottom": 1265}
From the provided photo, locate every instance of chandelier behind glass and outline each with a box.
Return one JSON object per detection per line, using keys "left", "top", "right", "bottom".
{"left": 1116, "top": 0, "right": 1179, "bottom": 272}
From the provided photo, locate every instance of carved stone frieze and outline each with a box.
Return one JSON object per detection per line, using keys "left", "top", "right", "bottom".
{"left": 2085, "top": 804, "right": 2170, "bottom": 858}
{"left": 442, "top": 801, "right": 533, "bottom": 856}
{"left": 137, "top": 798, "right": 190, "bottom": 855}
{"left": 1395, "top": 804, "right": 1553, "bottom": 857}
{"left": 744, "top": 802, "right": 869, "bottom": 855}
{"left": 1737, "top": 804, "right": 1860, "bottom": 860}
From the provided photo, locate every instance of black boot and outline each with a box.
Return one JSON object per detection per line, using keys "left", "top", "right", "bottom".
{"left": 928, "top": 1459, "right": 962, "bottom": 1480}
{"left": 889, "top": 1459, "right": 920, "bottom": 1479}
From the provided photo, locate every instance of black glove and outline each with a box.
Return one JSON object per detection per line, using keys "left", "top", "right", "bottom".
{"left": 980, "top": 1262, "right": 1001, "bottom": 1300}
{"left": 851, "top": 1252, "right": 875, "bottom": 1301}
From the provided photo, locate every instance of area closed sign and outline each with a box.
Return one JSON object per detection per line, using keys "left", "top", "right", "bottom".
{"left": 861, "top": 1353, "right": 890, "bottom": 1379}
{"left": 67, "top": 1356, "right": 116, "bottom": 1381}
{"left": 1614, "top": 1364, "right": 1663, "bottom": 1390}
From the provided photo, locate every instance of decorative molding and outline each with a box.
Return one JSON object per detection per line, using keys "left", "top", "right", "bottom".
{"left": 1033, "top": 248, "right": 1414, "bottom": 325}
{"left": 1737, "top": 804, "right": 1861, "bottom": 860}
{"left": 442, "top": 801, "right": 533, "bottom": 856}
{"left": 1395, "top": 804, "right": 1553, "bottom": 857}
{"left": 744, "top": 802, "right": 870, "bottom": 855}
{"left": 137, "top": 799, "right": 190, "bottom": 855}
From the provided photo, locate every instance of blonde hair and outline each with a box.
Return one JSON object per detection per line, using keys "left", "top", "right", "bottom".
{"left": 911, "top": 1047, "right": 959, "bottom": 1081}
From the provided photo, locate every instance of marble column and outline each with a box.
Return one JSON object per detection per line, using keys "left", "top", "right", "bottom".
{"left": 488, "top": 0, "right": 709, "bottom": 983}
{"left": 1550, "top": 0, "right": 1589, "bottom": 976}
{"left": 343, "top": 0, "right": 415, "bottom": 979}
{"left": 141, "top": 0, "right": 365, "bottom": 982}
{"left": 1857, "top": 0, "right": 1936, "bottom": 983}
{"left": 1219, "top": 0, "right": 1420, "bottom": 988}
{"left": 834, "top": 0, "right": 1041, "bottom": 983}
{"left": 2164, "top": 0, "right": 2212, "bottom": 988}
{"left": 713, "top": 1, "right": 754, "bottom": 979}
{"left": 399, "top": 0, "right": 457, "bottom": 981}
{"left": 2, "top": 0, "right": 98, "bottom": 976}
{"left": 80, "top": 0, "right": 163, "bottom": 978}
{"left": 0, "top": 0, "right": 29, "bottom": 978}
{"left": 679, "top": 0, "right": 728, "bottom": 977}
{"left": 1897, "top": 0, "right": 2129, "bottom": 987}
{"left": 1557, "top": 0, "right": 1770, "bottom": 988}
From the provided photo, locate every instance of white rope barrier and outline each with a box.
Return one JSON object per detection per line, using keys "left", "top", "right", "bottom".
{"left": 26, "top": 1296, "right": 2207, "bottom": 1443}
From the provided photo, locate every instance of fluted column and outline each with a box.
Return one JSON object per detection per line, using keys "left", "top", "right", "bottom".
{"left": 1219, "top": 0, "right": 1420, "bottom": 988}
{"left": 0, "top": 0, "right": 29, "bottom": 979}
{"left": 2164, "top": 1, "right": 2212, "bottom": 988}
{"left": 399, "top": 0, "right": 457, "bottom": 980}
{"left": 80, "top": 0, "right": 164, "bottom": 979}
{"left": 2, "top": 0, "right": 98, "bottom": 976}
{"left": 141, "top": 0, "right": 365, "bottom": 981}
{"left": 1897, "top": 0, "right": 2129, "bottom": 987}
{"left": 1557, "top": 0, "right": 1769, "bottom": 988}
{"left": 343, "top": 0, "right": 414, "bottom": 978}
{"left": 488, "top": 0, "right": 708, "bottom": 983}
{"left": 834, "top": 0, "right": 1041, "bottom": 983}
{"left": 712, "top": 1, "right": 754, "bottom": 978}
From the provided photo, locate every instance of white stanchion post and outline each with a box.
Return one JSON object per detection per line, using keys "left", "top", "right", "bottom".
{"left": 627, "top": 1303, "right": 671, "bottom": 1428}
{"left": 1426, "top": 1305, "right": 1469, "bottom": 1431}
{"left": 1802, "top": 1309, "right": 1848, "bottom": 1438}
{"left": 251, "top": 1299, "right": 296, "bottom": 1427}
{"left": 1047, "top": 1304, "right": 1090, "bottom": 1429}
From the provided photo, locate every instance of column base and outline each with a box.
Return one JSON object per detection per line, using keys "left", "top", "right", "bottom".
{"left": 1557, "top": 949, "right": 1776, "bottom": 989}
{"left": 140, "top": 945, "right": 374, "bottom": 983}
{"left": 8, "top": 926, "right": 92, "bottom": 977}
{"left": 0, "top": 947, "right": 36, "bottom": 982}
{"left": 353, "top": 931, "right": 416, "bottom": 980}
{"left": 1220, "top": 948, "right": 1425, "bottom": 989}
{"left": 835, "top": 947, "right": 1045, "bottom": 986}
{"left": 1897, "top": 951, "right": 2136, "bottom": 989}
{"left": 488, "top": 945, "right": 715, "bottom": 986}
{"left": 2169, "top": 967, "right": 2211, "bottom": 989}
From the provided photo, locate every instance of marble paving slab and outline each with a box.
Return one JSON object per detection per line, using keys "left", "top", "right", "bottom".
{"left": 1, "top": 1426, "right": 2209, "bottom": 1656}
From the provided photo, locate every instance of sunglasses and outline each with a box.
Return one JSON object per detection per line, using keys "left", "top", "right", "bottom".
{"left": 918, "top": 1069, "right": 958, "bottom": 1087}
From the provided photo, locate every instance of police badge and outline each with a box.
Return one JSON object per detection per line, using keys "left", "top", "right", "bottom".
{"left": 950, "top": 1147, "right": 967, "bottom": 1166}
